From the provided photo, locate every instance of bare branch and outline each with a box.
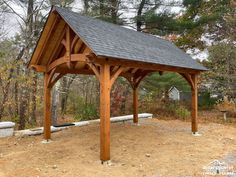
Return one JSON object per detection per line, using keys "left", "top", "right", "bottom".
{"left": 2, "top": 0, "right": 26, "bottom": 23}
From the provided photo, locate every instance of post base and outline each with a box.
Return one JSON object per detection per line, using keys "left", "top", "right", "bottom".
{"left": 41, "top": 139, "right": 52, "bottom": 144}
{"left": 192, "top": 132, "right": 202, "bottom": 136}
{"left": 132, "top": 122, "right": 140, "bottom": 126}
{"left": 101, "top": 160, "right": 112, "bottom": 165}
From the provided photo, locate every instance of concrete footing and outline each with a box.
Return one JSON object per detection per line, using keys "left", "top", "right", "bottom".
{"left": 192, "top": 132, "right": 202, "bottom": 136}
{"left": 41, "top": 139, "right": 52, "bottom": 144}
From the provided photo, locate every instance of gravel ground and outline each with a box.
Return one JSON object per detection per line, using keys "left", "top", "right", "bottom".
{"left": 0, "top": 118, "right": 235, "bottom": 177}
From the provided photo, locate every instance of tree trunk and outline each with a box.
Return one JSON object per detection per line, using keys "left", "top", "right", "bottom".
{"left": 30, "top": 72, "right": 37, "bottom": 125}
{"left": 99, "top": 0, "right": 105, "bottom": 16}
{"left": 19, "top": 89, "right": 27, "bottom": 130}
{"left": 111, "top": 0, "right": 118, "bottom": 24}
{"left": 14, "top": 65, "right": 19, "bottom": 116}
{"left": 60, "top": 76, "right": 75, "bottom": 117}
{"left": 84, "top": 0, "right": 89, "bottom": 13}
{"left": 137, "top": 0, "right": 146, "bottom": 31}
{"left": 0, "top": 90, "right": 9, "bottom": 120}
{"left": 18, "top": 0, "right": 34, "bottom": 130}
{"left": 51, "top": 82, "right": 59, "bottom": 126}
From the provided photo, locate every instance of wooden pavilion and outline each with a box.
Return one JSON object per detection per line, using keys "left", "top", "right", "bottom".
{"left": 28, "top": 6, "right": 207, "bottom": 162}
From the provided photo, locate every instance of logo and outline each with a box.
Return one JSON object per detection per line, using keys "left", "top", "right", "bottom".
{"left": 202, "top": 159, "right": 235, "bottom": 176}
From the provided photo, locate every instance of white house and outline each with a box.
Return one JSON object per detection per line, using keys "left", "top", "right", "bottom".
{"left": 168, "top": 86, "right": 180, "bottom": 101}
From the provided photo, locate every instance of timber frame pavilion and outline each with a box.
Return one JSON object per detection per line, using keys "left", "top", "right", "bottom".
{"left": 28, "top": 6, "right": 207, "bottom": 162}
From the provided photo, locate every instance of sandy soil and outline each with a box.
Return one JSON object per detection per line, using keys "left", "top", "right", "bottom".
{"left": 0, "top": 118, "right": 236, "bottom": 177}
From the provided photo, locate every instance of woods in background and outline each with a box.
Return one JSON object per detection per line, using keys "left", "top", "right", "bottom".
{"left": 0, "top": 0, "right": 235, "bottom": 129}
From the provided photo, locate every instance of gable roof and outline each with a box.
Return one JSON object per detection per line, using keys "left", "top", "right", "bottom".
{"left": 168, "top": 86, "right": 180, "bottom": 93}
{"left": 53, "top": 7, "right": 207, "bottom": 71}
{"left": 28, "top": 7, "right": 207, "bottom": 72}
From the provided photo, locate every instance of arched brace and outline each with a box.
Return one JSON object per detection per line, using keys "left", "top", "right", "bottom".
{"left": 110, "top": 66, "right": 126, "bottom": 87}
{"left": 123, "top": 70, "right": 153, "bottom": 90}
{"left": 87, "top": 62, "right": 101, "bottom": 82}
{"left": 47, "top": 67, "right": 57, "bottom": 88}
{"left": 179, "top": 73, "right": 195, "bottom": 89}
{"left": 48, "top": 73, "right": 65, "bottom": 89}
{"left": 48, "top": 54, "right": 87, "bottom": 72}
{"left": 71, "top": 35, "right": 79, "bottom": 52}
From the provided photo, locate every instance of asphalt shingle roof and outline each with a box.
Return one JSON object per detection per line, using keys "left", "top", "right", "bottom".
{"left": 55, "top": 7, "right": 207, "bottom": 71}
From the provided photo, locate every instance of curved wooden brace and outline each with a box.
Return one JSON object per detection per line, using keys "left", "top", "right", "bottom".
{"left": 121, "top": 75, "right": 133, "bottom": 88}
{"left": 179, "top": 73, "right": 194, "bottom": 89}
{"left": 110, "top": 66, "right": 126, "bottom": 87}
{"left": 87, "top": 62, "right": 100, "bottom": 82}
{"left": 61, "top": 39, "right": 66, "bottom": 48}
{"left": 134, "top": 70, "right": 154, "bottom": 88}
{"left": 48, "top": 73, "right": 64, "bottom": 88}
{"left": 47, "top": 68, "right": 56, "bottom": 88}
{"left": 135, "top": 74, "right": 146, "bottom": 88}
{"left": 131, "top": 68, "right": 139, "bottom": 74}
{"left": 71, "top": 35, "right": 79, "bottom": 52}
{"left": 123, "top": 70, "right": 153, "bottom": 89}
{"left": 48, "top": 54, "right": 87, "bottom": 72}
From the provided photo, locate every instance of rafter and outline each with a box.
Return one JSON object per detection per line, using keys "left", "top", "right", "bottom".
{"left": 47, "top": 25, "right": 67, "bottom": 65}
{"left": 34, "top": 13, "right": 60, "bottom": 65}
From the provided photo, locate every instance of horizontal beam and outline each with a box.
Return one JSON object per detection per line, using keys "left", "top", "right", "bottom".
{"left": 55, "top": 68, "right": 94, "bottom": 75}
{"left": 94, "top": 56, "right": 201, "bottom": 74}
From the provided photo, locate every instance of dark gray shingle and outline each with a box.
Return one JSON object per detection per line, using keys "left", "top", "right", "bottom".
{"left": 55, "top": 7, "right": 207, "bottom": 71}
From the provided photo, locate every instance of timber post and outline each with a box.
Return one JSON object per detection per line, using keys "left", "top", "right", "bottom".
{"left": 191, "top": 74, "right": 198, "bottom": 133}
{"left": 44, "top": 73, "right": 52, "bottom": 140}
{"left": 126, "top": 71, "right": 151, "bottom": 124}
{"left": 133, "top": 86, "right": 138, "bottom": 123}
{"left": 99, "top": 63, "right": 111, "bottom": 162}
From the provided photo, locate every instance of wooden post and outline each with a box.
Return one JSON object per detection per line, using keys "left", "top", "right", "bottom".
{"left": 100, "top": 63, "right": 111, "bottom": 161}
{"left": 44, "top": 73, "right": 52, "bottom": 140}
{"left": 191, "top": 74, "right": 198, "bottom": 133}
{"left": 133, "top": 87, "right": 138, "bottom": 123}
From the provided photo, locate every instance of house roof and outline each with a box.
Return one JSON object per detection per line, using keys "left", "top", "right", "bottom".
{"left": 51, "top": 6, "right": 207, "bottom": 71}
{"left": 168, "top": 86, "right": 180, "bottom": 93}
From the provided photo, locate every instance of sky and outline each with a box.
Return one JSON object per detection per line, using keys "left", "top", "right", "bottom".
{"left": 3, "top": 0, "right": 184, "bottom": 37}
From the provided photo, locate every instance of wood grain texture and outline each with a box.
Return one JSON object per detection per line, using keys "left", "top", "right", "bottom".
{"left": 100, "top": 63, "right": 111, "bottom": 161}
{"left": 44, "top": 73, "right": 51, "bottom": 140}
{"left": 191, "top": 74, "right": 198, "bottom": 133}
{"left": 133, "top": 87, "right": 138, "bottom": 123}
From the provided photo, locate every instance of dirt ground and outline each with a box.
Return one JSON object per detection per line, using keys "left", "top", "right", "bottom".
{"left": 0, "top": 118, "right": 236, "bottom": 177}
